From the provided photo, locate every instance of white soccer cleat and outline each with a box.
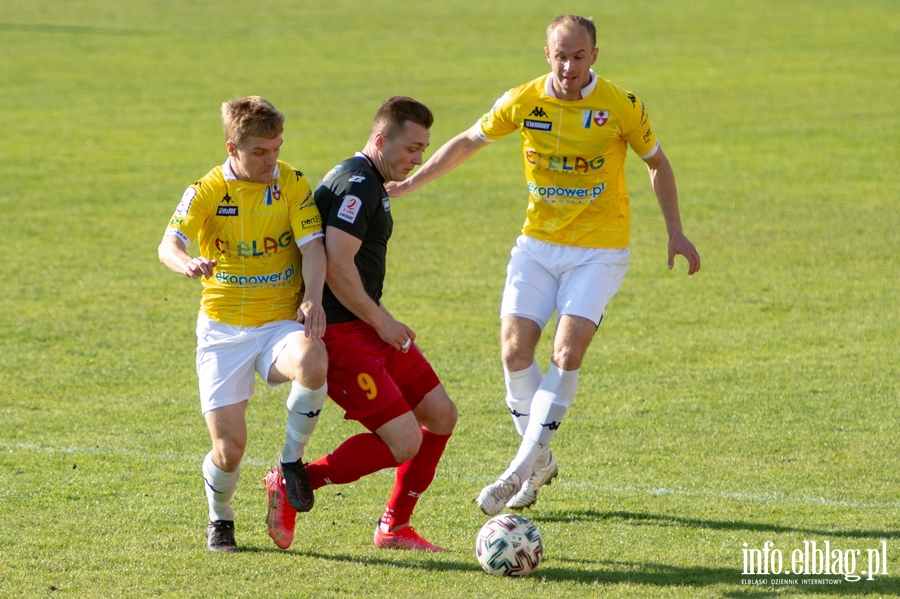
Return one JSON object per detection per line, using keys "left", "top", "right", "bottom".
{"left": 506, "top": 452, "right": 559, "bottom": 510}
{"left": 476, "top": 472, "right": 522, "bottom": 516}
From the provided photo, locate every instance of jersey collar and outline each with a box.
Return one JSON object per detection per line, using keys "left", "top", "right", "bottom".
{"left": 545, "top": 69, "right": 597, "bottom": 100}
{"left": 222, "top": 157, "right": 280, "bottom": 182}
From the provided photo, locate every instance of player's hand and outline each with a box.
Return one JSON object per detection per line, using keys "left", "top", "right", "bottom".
{"left": 668, "top": 232, "right": 701, "bottom": 275}
{"left": 384, "top": 180, "right": 409, "bottom": 198}
{"left": 297, "top": 298, "right": 326, "bottom": 339}
{"left": 183, "top": 256, "right": 218, "bottom": 279}
{"left": 376, "top": 318, "right": 416, "bottom": 352}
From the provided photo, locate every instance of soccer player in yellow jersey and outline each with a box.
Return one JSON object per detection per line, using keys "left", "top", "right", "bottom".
{"left": 388, "top": 15, "right": 701, "bottom": 515}
{"left": 158, "top": 96, "right": 328, "bottom": 551}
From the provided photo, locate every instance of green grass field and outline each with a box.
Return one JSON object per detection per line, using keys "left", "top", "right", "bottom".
{"left": 1, "top": 0, "right": 898, "bottom": 597}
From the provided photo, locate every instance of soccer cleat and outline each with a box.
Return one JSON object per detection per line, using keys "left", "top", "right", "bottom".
{"left": 506, "top": 452, "right": 559, "bottom": 510}
{"left": 279, "top": 460, "right": 314, "bottom": 512}
{"left": 373, "top": 524, "right": 445, "bottom": 552}
{"left": 475, "top": 472, "right": 522, "bottom": 516}
{"left": 207, "top": 520, "right": 239, "bottom": 553}
{"left": 265, "top": 468, "right": 296, "bottom": 549}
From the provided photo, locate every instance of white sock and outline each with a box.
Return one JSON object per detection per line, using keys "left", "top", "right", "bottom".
{"left": 504, "top": 361, "right": 543, "bottom": 436}
{"left": 281, "top": 381, "right": 327, "bottom": 464}
{"left": 503, "top": 365, "right": 579, "bottom": 482}
{"left": 202, "top": 452, "right": 239, "bottom": 522}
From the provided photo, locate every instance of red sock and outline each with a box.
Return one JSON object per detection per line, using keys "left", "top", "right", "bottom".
{"left": 306, "top": 433, "right": 400, "bottom": 490}
{"left": 379, "top": 430, "right": 451, "bottom": 532}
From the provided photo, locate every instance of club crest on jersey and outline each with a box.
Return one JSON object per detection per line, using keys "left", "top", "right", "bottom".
{"left": 264, "top": 183, "right": 281, "bottom": 206}
{"left": 583, "top": 109, "right": 610, "bottom": 128}
{"left": 338, "top": 195, "right": 362, "bottom": 223}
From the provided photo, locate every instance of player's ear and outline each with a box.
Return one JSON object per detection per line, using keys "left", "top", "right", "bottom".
{"left": 226, "top": 140, "right": 237, "bottom": 156}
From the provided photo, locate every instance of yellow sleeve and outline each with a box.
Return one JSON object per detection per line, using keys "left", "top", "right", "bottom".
{"left": 478, "top": 87, "right": 523, "bottom": 141}
{"left": 287, "top": 170, "right": 324, "bottom": 247}
{"left": 621, "top": 92, "right": 658, "bottom": 158}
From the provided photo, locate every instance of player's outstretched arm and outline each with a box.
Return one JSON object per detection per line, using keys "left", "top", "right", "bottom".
{"left": 297, "top": 237, "right": 326, "bottom": 338}
{"left": 158, "top": 234, "right": 218, "bottom": 279}
{"left": 324, "top": 226, "right": 415, "bottom": 351}
{"left": 643, "top": 146, "right": 701, "bottom": 275}
{"left": 386, "top": 123, "right": 490, "bottom": 198}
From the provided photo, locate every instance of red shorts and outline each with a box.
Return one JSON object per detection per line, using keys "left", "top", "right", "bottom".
{"left": 323, "top": 320, "right": 441, "bottom": 431}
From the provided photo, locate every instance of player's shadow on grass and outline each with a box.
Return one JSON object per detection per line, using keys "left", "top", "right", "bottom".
{"left": 540, "top": 509, "right": 900, "bottom": 540}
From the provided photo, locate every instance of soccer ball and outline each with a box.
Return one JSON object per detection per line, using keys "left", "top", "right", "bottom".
{"left": 475, "top": 514, "right": 543, "bottom": 577}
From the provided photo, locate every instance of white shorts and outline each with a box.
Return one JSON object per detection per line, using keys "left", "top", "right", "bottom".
{"left": 195, "top": 314, "right": 305, "bottom": 413}
{"left": 500, "top": 235, "right": 630, "bottom": 328}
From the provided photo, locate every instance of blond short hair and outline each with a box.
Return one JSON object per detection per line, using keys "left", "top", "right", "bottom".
{"left": 221, "top": 96, "right": 284, "bottom": 148}
{"left": 547, "top": 14, "right": 597, "bottom": 48}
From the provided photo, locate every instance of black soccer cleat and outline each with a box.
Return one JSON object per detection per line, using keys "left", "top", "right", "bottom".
{"left": 207, "top": 520, "right": 239, "bottom": 553}
{"left": 280, "top": 460, "right": 315, "bottom": 512}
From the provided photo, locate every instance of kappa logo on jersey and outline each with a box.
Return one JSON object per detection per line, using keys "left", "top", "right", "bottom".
{"left": 524, "top": 119, "right": 552, "bottom": 131}
{"left": 529, "top": 106, "right": 548, "bottom": 118}
{"left": 582, "top": 109, "right": 610, "bottom": 128}
{"left": 294, "top": 169, "right": 304, "bottom": 181}
{"left": 221, "top": 192, "right": 233, "bottom": 204}
{"left": 338, "top": 195, "right": 362, "bottom": 223}
{"left": 348, "top": 175, "right": 366, "bottom": 184}
{"left": 175, "top": 187, "right": 197, "bottom": 216}
{"left": 627, "top": 93, "right": 637, "bottom": 108}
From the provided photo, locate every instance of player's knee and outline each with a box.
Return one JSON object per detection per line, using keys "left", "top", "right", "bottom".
{"left": 551, "top": 345, "right": 585, "bottom": 370}
{"left": 502, "top": 343, "right": 534, "bottom": 372}
{"left": 428, "top": 396, "right": 458, "bottom": 434}
{"left": 296, "top": 338, "right": 328, "bottom": 388}
{"left": 387, "top": 426, "right": 423, "bottom": 463}
{"left": 213, "top": 441, "right": 245, "bottom": 472}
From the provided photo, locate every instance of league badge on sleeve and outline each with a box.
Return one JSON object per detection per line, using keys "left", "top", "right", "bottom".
{"left": 338, "top": 195, "right": 362, "bottom": 223}
{"left": 175, "top": 187, "right": 197, "bottom": 217}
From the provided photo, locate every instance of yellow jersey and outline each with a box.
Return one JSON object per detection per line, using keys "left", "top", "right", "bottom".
{"left": 164, "top": 159, "right": 324, "bottom": 327}
{"left": 478, "top": 71, "right": 659, "bottom": 248}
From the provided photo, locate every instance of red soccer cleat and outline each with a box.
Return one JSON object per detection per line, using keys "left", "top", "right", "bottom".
{"left": 265, "top": 468, "right": 296, "bottom": 549}
{"left": 373, "top": 524, "right": 444, "bottom": 552}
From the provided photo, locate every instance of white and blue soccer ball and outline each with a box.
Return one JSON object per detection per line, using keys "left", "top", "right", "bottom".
{"left": 475, "top": 514, "right": 543, "bottom": 577}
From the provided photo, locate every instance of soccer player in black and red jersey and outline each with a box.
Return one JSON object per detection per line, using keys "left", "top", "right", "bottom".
{"left": 266, "top": 96, "right": 457, "bottom": 551}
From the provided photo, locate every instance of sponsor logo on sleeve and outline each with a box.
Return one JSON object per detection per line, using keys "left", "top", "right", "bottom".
{"left": 174, "top": 187, "right": 197, "bottom": 217}
{"left": 381, "top": 196, "right": 390, "bottom": 212}
{"left": 524, "top": 119, "right": 552, "bottom": 131}
{"left": 338, "top": 195, "right": 362, "bottom": 223}
{"left": 298, "top": 189, "right": 315, "bottom": 209}
{"left": 348, "top": 175, "right": 366, "bottom": 184}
